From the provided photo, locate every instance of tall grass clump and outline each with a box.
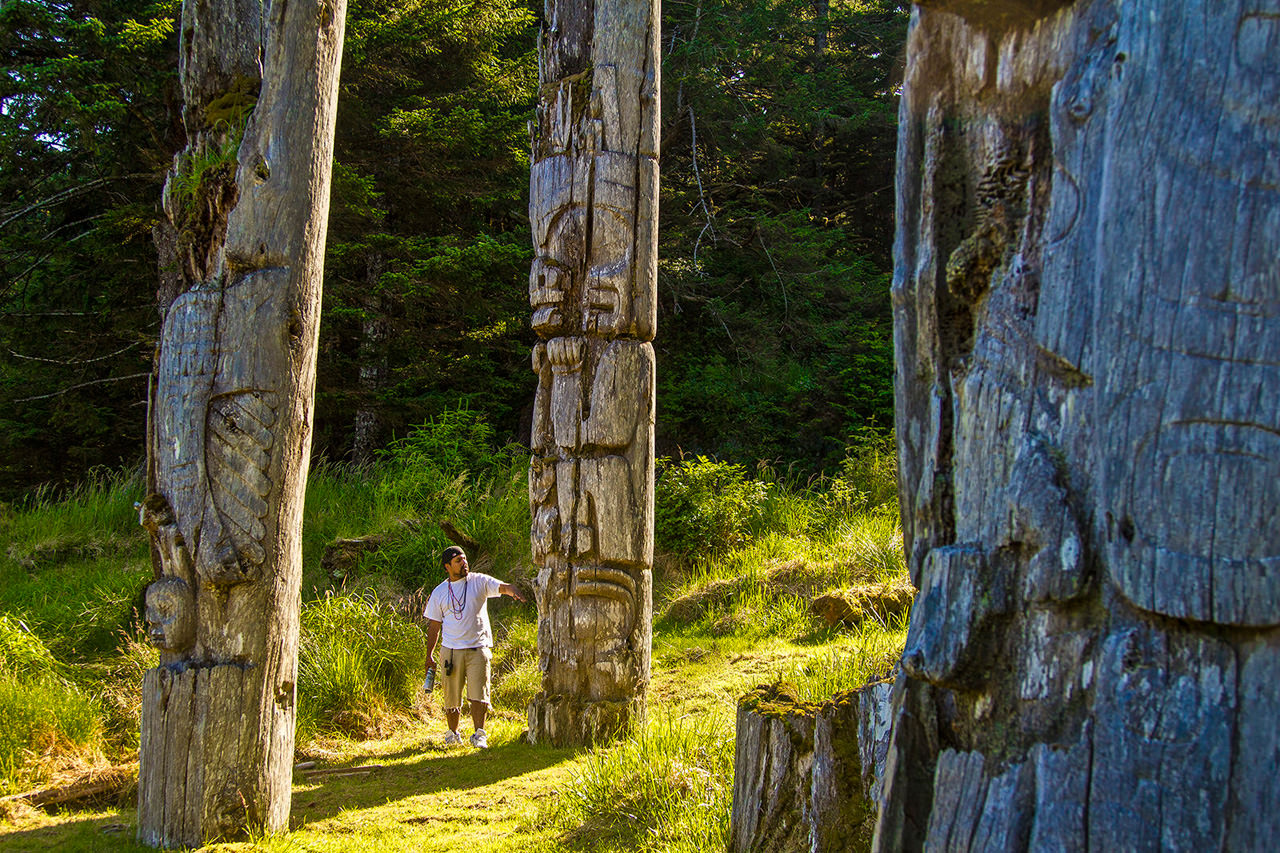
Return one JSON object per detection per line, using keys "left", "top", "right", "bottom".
{"left": 0, "top": 616, "right": 104, "bottom": 794}
{"left": 490, "top": 613, "right": 540, "bottom": 713}
{"left": 1, "top": 467, "right": 150, "bottom": 659}
{"left": 558, "top": 713, "right": 734, "bottom": 852}
{"left": 302, "top": 459, "right": 392, "bottom": 575}
{"left": 778, "top": 625, "right": 909, "bottom": 703}
{"left": 297, "top": 592, "right": 426, "bottom": 739}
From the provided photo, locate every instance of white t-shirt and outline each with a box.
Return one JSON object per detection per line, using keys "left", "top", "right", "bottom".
{"left": 424, "top": 572, "right": 503, "bottom": 649}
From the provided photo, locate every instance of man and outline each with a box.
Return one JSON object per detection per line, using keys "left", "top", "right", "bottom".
{"left": 423, "top": 545, "right": 525, "bottom": 748}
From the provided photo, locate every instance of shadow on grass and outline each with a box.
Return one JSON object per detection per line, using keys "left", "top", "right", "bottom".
{"left": 0, "top": 810, "right": 147, "bottom": 853}
{"left": 0, "top": 741, "right": 579, "bottom": 852}
{"left": 289, "top": 738, "right": 579, "bottom": 827}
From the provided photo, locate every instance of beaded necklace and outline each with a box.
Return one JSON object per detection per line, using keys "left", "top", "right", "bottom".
{"left": 446, "top": 576, "right": 468, "bottom": 620}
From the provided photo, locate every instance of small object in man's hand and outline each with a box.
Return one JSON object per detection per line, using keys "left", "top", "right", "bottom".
{"left": 423, "top": 667, "right": 436, "bottom": 692}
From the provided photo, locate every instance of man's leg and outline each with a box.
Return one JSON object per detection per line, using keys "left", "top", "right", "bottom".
{"left": 441, "top": 649, "right": 464, "bottom": 742}
{"left": 464, "top": 649, "right": 492, "bottom": 747}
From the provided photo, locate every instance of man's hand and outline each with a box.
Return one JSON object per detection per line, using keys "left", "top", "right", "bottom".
{"left": 499, "top": 583, "right": 526, "bottom": 603}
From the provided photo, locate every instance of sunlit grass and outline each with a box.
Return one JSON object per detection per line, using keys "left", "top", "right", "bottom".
{"left": 3, "top": 469, "right": 146, "bottom": 570}
{"left": 0, "top": 617, "right": 106, "bottom": 794}
{"left": 553, "top": 712, "right": 734, "bottom": 853}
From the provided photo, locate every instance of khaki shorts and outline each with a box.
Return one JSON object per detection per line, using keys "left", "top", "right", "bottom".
{"left": 441, "top": 646, "right": 491, "bottom": 711}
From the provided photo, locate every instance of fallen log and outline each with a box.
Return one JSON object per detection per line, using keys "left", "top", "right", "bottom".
{"left": 1, "top": 764, "right": 136, "bottom": 808}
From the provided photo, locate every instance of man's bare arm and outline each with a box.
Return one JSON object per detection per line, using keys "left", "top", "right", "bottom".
{"left": 499, "top": 583, "right": 526, "bottom": 602}
{"left": 424, "top": 619, "right": 442, "bottom": 676}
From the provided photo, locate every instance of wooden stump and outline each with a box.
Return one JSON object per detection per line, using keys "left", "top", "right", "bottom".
{"left": 729, "top": 679, "right": 894, "bottom": 853}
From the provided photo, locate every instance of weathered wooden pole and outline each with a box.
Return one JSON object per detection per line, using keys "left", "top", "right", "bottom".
{"left": 526, "top": 0, "right": 660, "bottom": 745}
{"left": 878, "top": 1, "right": 1280, "bottom": 849}
{"left": 138, "top": 0, "right": 345, "bottom": 844}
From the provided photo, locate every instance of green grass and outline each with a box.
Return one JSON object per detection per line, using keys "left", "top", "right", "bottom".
{"left": 0, "top": 616, "right": 106, "bottom": 794}
{"left": 554, "top": 712, "right": 734, "bottom": 853}
{"left": 0, "top": 427, "right": 909, "bottom": 850}
{"left": 297, "top": 592, "right": 428, "bottom": 740}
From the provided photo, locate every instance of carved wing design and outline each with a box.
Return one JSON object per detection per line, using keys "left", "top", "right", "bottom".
{"left": 206, "top": 390, "right": 277, "bottom": 565}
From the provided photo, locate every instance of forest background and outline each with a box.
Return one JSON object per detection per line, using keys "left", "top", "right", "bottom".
{"left": 0, "top": 0, "right": 908, "bottom": 500}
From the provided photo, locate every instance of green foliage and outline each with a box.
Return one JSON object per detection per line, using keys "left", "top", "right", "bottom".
{"left": 821, "top": 428, "right": 899, "bottom": 517}
{"left": 0, "top": 672, "right": 104, "bottom": 794}
{"left": 0, "top": 617, "right": 104, "bottom": 794}
{"left": 297, "top": 591, "right": 426, "bottom": 739}
{"left": 558, "top": 713, "right": 735, "bottom": 852}
{"left": 3, "top": 467, "right": 145, "bottom": 566}
{"left": 382, "top": 407, "right": 499, "bottom": 482}
{"left": 0, "top": 0, "right": 179, "bottom": 498}
{"left": 0, "top": 468, "right": 149, "bottom": 658}
{"left": 361, "top": 408, "right": 532, "bottom": 585}
{"left": 490, "top": 613, "right": 539, "bottom": 712}
{"left": 655, "top": 456, "right": 769, "bottom": 556}
{"left": 165, "top": 116, "right": 248, "bottom": 221}
{"left": 656, "top": 0, "right": 908, "bottom": 471}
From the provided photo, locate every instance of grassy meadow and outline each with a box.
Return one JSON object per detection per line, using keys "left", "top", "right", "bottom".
{"left": 0, "top": 413, "right": 909, "bottom": 852}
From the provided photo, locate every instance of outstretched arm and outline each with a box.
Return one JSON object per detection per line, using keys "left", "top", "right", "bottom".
{"left": 499, "top": 583, "right": 526, "bottom": 602}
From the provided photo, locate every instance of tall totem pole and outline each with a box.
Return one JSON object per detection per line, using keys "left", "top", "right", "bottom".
{"left": 526, "top": 0, "right": 661, "bottom": 746}
{"left": 878, "top": 1, "right": 1280, "bottom": 848}
{"left": 138, "top": 0, "right": 345, "bottom": 845}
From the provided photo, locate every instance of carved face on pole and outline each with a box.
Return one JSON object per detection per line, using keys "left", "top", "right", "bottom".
{"left": 145, "top": 575, "right": 196, "bottom": 652}
{"left": 529, "top": 152, "right": 642, "bottom": 340}
{"left": 583, "top": 153, "right": 639, "bottom": 338}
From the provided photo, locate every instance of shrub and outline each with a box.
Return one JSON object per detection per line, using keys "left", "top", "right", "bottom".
{"left": 655, "top": 457, "right": 768, "bottom": 557}
{"left": 378, "top": 407, "right": 504, "bottom": 507}
{"left": 823, "top": 433, "right": 898, "bottom": 518}
{"left": 297, "top": 592, "right": 426, "bottom": 738}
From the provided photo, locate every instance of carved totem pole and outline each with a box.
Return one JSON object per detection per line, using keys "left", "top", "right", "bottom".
{"left": 879, "top": 1, "right": 1280, "bottom": 849}
{"left": 526, "top": 0, "right": 660, "bottom": 745}
{"left": 138, "top": 0, "right": 345, "bottom": 845}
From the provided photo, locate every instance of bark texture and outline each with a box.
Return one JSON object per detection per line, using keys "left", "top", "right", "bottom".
{"left": 526, "top": 0, "right": 661, "bottom": 745}
{"left": 138, "top": 0, "right": 346, "bottom": 845}
{"left": 728, "top": 680, "right": 894, "bottom": 853}
{"left": 878, "top": 2, "right": 1280, "bottom": 849}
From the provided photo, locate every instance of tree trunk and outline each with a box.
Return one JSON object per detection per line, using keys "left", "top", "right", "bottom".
{"left": 878, "top": 1, "right": 1280, "bottom": 849}
{"left": 138, "top": 0, "right": 346, "bottom": 845}
{"left": 525, "top": 0, "right": 661, "bottom": 745}
{"left": 351, "top": 252, "right": 386, "bottom": 466}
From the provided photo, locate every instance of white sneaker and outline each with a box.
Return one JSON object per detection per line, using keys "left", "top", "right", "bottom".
{"left": 469, "top": 728, "right": 488, "bottom": 749}
{"left": 443, "top": 730, "right": 462, "bottom": 745}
